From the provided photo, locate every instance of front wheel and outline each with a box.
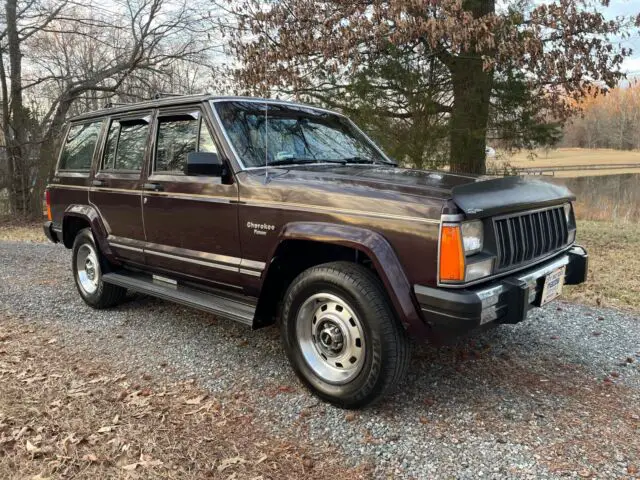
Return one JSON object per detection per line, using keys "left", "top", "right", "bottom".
{"left": 280, "top": 261, "right": 410, "bottom": 409}
{"left": 72, "top": 228, "right": 126, "bottom": 309}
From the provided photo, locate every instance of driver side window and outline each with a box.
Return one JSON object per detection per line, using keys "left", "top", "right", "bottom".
{"left": 155, "top": 114, "right": 218, "bottom": 174}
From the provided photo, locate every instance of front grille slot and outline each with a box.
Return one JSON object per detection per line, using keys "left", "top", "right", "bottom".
{"left": 494, "top": 207, "right": 568, "bottom": 270}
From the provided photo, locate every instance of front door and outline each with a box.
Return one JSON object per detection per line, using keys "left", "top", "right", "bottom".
{"left": 89, "top": 112, "right": 153, "bottom": 265}
{"left": 141, "top": 105, "right": 242, "bottom": 289}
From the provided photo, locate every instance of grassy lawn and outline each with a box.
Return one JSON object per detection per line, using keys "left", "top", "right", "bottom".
{"left": 495, "top": 148, "right": 640, "bottom": 177}
{"left": 0, "top": 220, "right": 45, "bottom": 243}
{"left": 564, "top": 220, "right": 640, "bottom": 313}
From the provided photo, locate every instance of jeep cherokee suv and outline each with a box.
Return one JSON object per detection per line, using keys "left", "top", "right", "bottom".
{"left": 43, "top": 95, "right": 588, "bottom": 408}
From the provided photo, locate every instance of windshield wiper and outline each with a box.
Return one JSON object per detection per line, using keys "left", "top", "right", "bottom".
{"left": 342, "top": 156, "right": 396, "bottom": 166}
{"left": 267, "top": 158, "right": 346, "bottom": 167}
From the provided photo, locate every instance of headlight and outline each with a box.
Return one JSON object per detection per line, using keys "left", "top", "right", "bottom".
{"left": 563, "top": 203, "right": 572, "bottom": 223}
{"left": 461, "top": 220, "right": 483, "bottom": 255}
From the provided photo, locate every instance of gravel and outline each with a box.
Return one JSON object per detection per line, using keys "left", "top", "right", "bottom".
{"left": 1, "top": 240, "right": 639, "bottom": 479}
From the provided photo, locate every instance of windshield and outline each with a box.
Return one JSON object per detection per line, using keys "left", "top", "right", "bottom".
{"left": 214, "top": 101, "right": 392, "bottom": 168}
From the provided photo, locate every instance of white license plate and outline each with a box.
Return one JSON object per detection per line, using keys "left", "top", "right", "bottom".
{"left": 540, "top": 266, "right": 566, "bottom": 306}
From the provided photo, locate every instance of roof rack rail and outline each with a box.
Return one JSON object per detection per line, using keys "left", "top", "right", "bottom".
{"left": 152, "top": 92, "right": 184, "bottom": 100}
{"left": 104, "top": 102, "right": 128, "bottom": 108}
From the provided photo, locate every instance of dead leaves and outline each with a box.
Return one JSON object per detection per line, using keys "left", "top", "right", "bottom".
{"left": 218, "top": 456, "right": 247, "bottom": 472}
{"left": 185, "top": 393, "right": 208, "bottom": 405}
{"left": 122, "top": 454, "right": 164, "bottom": 471}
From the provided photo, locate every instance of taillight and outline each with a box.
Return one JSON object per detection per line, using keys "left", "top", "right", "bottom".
{"left": 439, "top": 224, "right": 465, "bottom": 282}
{"left": 45, "top": 189, "right": 52, "bottom": 221}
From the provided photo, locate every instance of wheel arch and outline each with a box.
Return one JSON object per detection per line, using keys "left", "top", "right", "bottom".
{"left": 255, "top": 222, "right": 429, "bottom": 339}
{"left": 62, "top": 205, "right": 115, "bottom": 260}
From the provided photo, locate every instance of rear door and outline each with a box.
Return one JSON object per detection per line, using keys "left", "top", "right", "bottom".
{"left": 49, "top": 119, "right": 104, "bottom": 226}
{"left": 89, "top": 112, "right": 153, "bottom": 264}
{"left": 141, "top": 105, "right": 242, "bottom": 289}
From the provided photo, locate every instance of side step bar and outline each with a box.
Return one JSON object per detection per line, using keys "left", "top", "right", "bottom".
{"left": 103, "top": 272, "right": 255, "bottom": 326}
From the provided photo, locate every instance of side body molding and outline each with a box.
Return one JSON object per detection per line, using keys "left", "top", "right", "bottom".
{"left": 62, "top": 204, "right": 115, "bottom": 260}
{"left": 270, "top": 222, "right": 430, "bottom": 339}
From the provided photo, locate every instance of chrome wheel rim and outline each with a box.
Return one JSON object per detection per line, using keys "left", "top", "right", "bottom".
{"left": 76, "top": 243, "right": 100, "bottom": 295}
{"left": 296, "top": 293, "right": 366, "bottom": 385}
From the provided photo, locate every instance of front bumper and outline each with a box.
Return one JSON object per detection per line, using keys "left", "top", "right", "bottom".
{"left": 414, "top": 246, "right": 588, "bottom": 337}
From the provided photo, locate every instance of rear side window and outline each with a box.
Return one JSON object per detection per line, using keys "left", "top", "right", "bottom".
{"left": 58, "top": 121, "right": 102, "bottom": 171}
{"left": 102, "top": 118, "right": 150, "bottom": 171}
{"left": 155, "top": 115, "right": 218, "bottom": 173}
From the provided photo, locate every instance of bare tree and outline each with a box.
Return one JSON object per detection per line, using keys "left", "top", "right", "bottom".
{"left": 0, "top": 0, "right": 216, "bottom": 218}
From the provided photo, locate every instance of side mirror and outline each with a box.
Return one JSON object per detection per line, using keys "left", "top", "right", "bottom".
{"left": 185, "top": 151, "right": 224, "bottom": 176}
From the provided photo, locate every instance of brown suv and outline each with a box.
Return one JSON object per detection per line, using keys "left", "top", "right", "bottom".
{"left": 43, "top": 94, "right": 588, "bottom": 408}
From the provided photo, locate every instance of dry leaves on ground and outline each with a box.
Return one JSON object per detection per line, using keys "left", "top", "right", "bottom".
{"left": 0, "top": 315, "right": 369, "bottom": 479}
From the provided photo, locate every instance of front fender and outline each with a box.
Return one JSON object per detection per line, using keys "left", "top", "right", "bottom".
{"left": 273, "top": 222, "right": 430, "bottom": 339}
{"left": 63, "top": 204, "right": 115, "bottom": 260}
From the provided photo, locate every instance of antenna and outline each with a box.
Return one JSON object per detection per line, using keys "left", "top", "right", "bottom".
{"left": 263, "top": 17, "right": 269, "bottom": 184}
{"left": 264, "top": 100, "right": 269, "bottom": 183}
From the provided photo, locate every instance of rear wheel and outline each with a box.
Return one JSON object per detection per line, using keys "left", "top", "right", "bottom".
{"left": 72, "top": 228, "right": 126, "bottom": 308}
{"left": 280, "top": 261, "right": 410, "bottom": 409}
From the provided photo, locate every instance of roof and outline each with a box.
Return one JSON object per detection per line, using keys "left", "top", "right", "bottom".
{"left": 67, "top": 95, "right": 340, "bottom": 122}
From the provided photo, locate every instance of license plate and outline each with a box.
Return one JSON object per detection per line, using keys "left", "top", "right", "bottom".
{"left": 540, "top": 266, "right": 566, "bottom": 306}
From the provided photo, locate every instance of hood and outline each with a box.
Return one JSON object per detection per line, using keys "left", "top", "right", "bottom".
{"left": 451, "top": 175, "right": 575, "bottom": 219}
{"left": 244, "top": 164, "right": 574, "bottom": 220}
{"left": 259, "top": 164, "right": 478, "bottom": 201}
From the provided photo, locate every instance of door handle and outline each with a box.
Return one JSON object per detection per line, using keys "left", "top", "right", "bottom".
{"left": 91, "top": 179, "right": 106, "bottom": 187}
{"left": 143, "top": 182, "right": 164, "bottom": 192}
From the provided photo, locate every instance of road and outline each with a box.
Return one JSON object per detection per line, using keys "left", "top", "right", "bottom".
{"left": 1, "top": 240, "right": 639, "bottom": 479}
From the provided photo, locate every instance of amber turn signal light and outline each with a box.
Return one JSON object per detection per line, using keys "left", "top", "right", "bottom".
{"left": 439, "top": 224, "right": 465, "bottom": 282}
{"left": 45, "top": 189, "right": 52, "bottom": 221}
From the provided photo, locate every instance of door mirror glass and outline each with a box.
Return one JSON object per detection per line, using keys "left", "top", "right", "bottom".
{"left": 185, "top": 151, "right": 224, "bottom": 176}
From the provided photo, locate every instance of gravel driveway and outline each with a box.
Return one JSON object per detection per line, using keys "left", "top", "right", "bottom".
{"left": 1, "top": 240, "right": 639, "bottom": 479}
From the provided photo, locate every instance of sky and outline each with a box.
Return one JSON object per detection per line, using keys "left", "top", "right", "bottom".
{"left": 605, "top": 0, "right": 640, "bottom": 74}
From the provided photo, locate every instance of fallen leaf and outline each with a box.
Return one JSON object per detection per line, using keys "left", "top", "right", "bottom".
{"left": 97, "top": 426, "right": 114, "bottom": 434}
{"left": 122, "top": 463, "right": 138, "bottom": 471}
{"left": 345, "top": 412, "right": 356, "bottom": 422}
{"left": 217, "top": 456, "right": 246, "bottom": 472}
{"left": 26, "top": 440, "right": 41, "bottom": 454}
{"left": 185, "top": 394, "right": 208, "bottom": 405}
{"left": 138, "top": 454, "right": 163, "bottom": 468}
{"left": 112, "top": 414, "right": 120, "bottom": 424}
{"left": 82, "top": 453, "right": 98, "bottom": 462}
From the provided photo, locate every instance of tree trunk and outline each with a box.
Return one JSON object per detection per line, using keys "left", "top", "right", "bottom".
{"left": 5, "top": 0, "right": 34, "bottom": 217}
{"left": 449, "top": 57, "right": 493, "bottom": 174}
{"left": 448, "top": 0, "right": 495, "bottom": 175}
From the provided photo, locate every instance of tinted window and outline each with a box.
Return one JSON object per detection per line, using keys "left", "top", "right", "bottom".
{"left": 199, "top": 122, "right": 217, "bottom": 153}
{"left": 155, "top": 116, "right": 218, "bottom": 173}
{"left": 59, "top": 121, "right": 102, "bottom": 170}
{"left": 156, "top": 116, "right": 198, "bottom": 172}
{"left": 102, "top": 119, "right": 149, "bottom": 171}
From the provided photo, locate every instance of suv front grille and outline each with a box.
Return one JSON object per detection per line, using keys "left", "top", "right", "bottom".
{"left": 494, "top": 206, "right": 569, "bottom": 271}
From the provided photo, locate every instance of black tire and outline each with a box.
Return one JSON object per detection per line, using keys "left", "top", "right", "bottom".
{"left": 71, "top": 228, "right": 126, "bottom": 309}
{"left": 280, "top": 261, "right": 410, "bottom": 409}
